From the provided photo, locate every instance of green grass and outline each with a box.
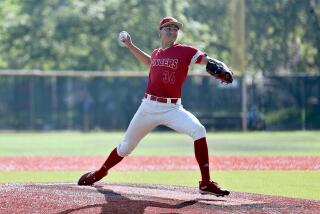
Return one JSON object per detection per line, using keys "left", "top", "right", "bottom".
{"left": 0, "top": 131, "right": 319, "bottom": 156}
{"left": 1, "top": 170, "right": 319, "bottom": 200}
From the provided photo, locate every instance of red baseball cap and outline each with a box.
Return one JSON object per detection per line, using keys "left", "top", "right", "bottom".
{"left": 159, "top": 17, "right": 183, "bottom": 30}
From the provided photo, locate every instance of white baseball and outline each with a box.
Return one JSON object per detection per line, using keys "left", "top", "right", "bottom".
{"left": 118, "top": 31, "right": 128, "bottom": 47}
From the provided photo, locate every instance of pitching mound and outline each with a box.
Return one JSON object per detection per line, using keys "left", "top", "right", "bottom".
{"left": 0, "top": 183, "right": 319, "bottom": 213}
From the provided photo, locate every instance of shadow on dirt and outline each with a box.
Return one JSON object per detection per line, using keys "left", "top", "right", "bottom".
{"left": 57, "top": 185, "right": 273, "bottom": 213}
{"left": 57, "top": 185, "right": 199, "bottom": 214}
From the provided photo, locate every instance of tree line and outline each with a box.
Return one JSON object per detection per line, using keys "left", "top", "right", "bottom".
{"left": 0, "top": 0, "right": 319, "bottom": 74}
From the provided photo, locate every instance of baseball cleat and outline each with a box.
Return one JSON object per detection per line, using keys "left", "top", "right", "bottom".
{"left": 77, "top": 171, "right": 107, "bottom": 186}
{"left": 199, "top": 181, "right": 230, "bottom": 197}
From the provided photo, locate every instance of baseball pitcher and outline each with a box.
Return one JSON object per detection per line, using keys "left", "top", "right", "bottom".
{"left": 78, "top": 17, "right": 232, "bottom": 197}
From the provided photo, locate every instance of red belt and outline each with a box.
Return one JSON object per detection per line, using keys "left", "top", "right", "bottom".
{"left": 144, "top": 93, "right": 179, "bottom": 104}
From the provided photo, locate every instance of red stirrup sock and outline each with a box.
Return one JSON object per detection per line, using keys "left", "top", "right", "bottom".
{"left": 194, "top": 137, "right": 211, "bottom": 182}
{"left": 96, "top": 148, "right": 124, "bottom": 176}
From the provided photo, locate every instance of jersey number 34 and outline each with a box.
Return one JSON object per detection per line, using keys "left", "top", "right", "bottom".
{"left": 162, "top": 71, "right": 176, "bottom": 84}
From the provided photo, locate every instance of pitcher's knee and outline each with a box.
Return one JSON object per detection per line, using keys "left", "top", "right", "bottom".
{"left": 192, "top": 124, "right": 206, "bottom": 140}
{"left": 116, "top": 142, "right": 133, "bottom": 157}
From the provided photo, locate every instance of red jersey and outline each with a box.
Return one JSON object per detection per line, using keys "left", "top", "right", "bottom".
{"left": 146, "top": 43, "right": 205, "bottom": 98}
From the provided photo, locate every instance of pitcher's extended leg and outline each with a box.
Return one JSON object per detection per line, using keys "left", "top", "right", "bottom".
{"left": 77, "top": 148, "right": 123, "bottom": 186}
{"left": 78, "top": 104, "right": 158, "bottom": 186}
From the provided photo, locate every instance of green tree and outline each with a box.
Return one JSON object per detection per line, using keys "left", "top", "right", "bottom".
{"left": 246, "top": 0, "right": 320, "bottom": 74}
{"left": 0, "top": 0, "right": 319, "bottom": 73}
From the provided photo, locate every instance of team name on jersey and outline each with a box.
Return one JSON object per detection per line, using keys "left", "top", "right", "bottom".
{"left": 151, "top": 58, "right": 178, "bottom": 69}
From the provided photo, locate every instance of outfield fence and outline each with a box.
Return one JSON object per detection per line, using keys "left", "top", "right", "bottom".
{"left": 0, "top": 70, "right": 319, "bottom": 131}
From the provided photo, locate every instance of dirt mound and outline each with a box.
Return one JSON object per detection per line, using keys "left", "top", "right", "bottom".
{"left": 0, "top": 183, "right": 319, "bottom": 213}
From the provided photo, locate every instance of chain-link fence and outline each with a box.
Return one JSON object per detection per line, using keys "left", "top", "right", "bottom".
{"left": 0, "top": 71, "right": 319, "bottom": 131}
{"left": 248, "top": 74, "right": 320, "bottom": 130}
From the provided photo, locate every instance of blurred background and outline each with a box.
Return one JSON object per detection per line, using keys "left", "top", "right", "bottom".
{"left": 0, "top": 0, "right": 319, "bottom": 131}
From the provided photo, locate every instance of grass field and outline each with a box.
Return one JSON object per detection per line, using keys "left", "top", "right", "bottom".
{"left": 0, "top": 131, "right": 319, "bottom": 200}
{"left": 0, "top": 131, "right": 319, "bottom": 156}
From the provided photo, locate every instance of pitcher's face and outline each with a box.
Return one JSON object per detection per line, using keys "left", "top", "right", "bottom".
{"left": 159, "top": 24, "right": 179, "bottom": 43}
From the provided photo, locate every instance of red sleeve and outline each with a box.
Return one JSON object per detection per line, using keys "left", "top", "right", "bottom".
{"left": 195, "top": 52, "right": 207, "bottom": 64}
{"left": 183, "top": 45, "right": 206, "bottom": 64}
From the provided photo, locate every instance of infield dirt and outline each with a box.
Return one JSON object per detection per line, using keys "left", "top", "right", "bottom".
{"left": 1, "top": 183, "right": 320, "bottom": 213}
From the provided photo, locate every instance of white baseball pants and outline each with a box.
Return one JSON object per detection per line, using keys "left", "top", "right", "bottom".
{"left": 117, "top": 98, "right": 206, "bottom": 157}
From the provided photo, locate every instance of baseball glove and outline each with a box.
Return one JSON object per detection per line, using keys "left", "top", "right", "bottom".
{"left": 206, "top": 59, "right": 233, "bottom": 84}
